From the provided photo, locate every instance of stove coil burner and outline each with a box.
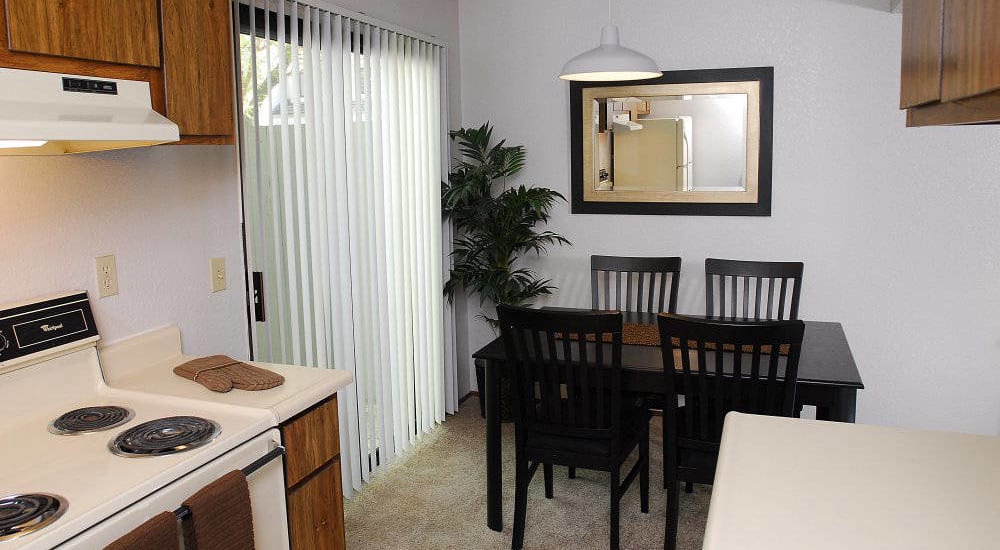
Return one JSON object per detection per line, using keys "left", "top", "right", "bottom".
{"left": 110, "top": 416, "right": 221, "bottom": 457}
{"left": 48, "top": 406, "right": 134, "bottom": 435}
{"left": 0, "top": 493, "right": 68, "bottom": 542}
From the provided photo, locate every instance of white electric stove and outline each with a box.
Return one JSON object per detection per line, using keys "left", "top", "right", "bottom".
{"left": 0, "top": 292, "right": 290, "bottom": 549}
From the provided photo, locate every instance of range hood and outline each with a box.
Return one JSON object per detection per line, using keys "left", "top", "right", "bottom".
{"left": 0, "top": 68, "right": 179, "bottom": 155}
{"left": 612, "top": 112, "right": 643, "bottom": 131}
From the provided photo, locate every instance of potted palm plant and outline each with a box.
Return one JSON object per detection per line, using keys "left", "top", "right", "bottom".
{"left": 442, "top": 122, "right": 570, "bottom": 418}
{"left": 443, "top": 122, "right": 570, "bottom": 322}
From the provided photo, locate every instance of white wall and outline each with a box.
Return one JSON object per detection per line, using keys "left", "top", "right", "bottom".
{"left": 458, "top": 0, "right": 1000, "bottom": 435}
{"left": 0, "top": 146, "right": 249, "bottom": 358}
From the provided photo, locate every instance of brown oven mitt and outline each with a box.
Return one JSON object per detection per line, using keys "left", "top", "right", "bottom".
{"left": 174, "top": 355, "right": 284, "bottom": 393}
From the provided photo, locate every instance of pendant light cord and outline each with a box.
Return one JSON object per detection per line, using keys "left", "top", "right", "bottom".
{"left": 608, "top": 0, "right": 613, "bottom": 25}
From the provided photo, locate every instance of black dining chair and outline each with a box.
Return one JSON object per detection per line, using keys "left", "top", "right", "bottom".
{"left": 656, "top": 313, "right": 804, "bottom": 550}
{"left": 592, "top": 255, "right": 682, "bottom": 314}
{"left": 586, "top": 255, "right": 682, "bottom": 480}
{"left": 497, "top": 305, "right": 650, "bottom": 550}
{"left": 704, "top": 258, "right": 803, "bottom": 320}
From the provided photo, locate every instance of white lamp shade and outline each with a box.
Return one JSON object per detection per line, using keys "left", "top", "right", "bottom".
{"left": 559, "top": 25, "right": 662, "bottom": 81}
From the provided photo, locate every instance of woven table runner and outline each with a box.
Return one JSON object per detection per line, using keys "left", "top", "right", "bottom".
{"left": 561, "top": 323, "right": 791, "bottom": 355}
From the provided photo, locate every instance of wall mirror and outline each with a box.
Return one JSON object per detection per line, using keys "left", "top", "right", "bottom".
{"left": 570, "top": 67, "right": 773, "bottom": 215}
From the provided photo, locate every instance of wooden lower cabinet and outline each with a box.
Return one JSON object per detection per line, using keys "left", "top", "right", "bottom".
{"left": 281, "top": 395, "right": 346, "bottom": 550}
{"left": 287, "top": 460, "right": 346, "bottom": 550}
{"left": 282, "top": 395, "right": 341, "bottom": 487}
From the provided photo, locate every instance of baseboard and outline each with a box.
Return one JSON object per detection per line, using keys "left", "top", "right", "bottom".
{"left": 459, "top": 390, "right": 479, "bottom": 405}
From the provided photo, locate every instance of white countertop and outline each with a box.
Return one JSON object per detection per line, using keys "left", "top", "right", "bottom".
{"left": 99, "top": 327, "right": 353, "bottom": 423}
{"left": 704, "top": 413, "right": 1000, "bottom": 550}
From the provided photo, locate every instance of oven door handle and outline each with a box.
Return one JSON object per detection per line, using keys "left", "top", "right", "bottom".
{"left": 243, "top": 445, "right": 286, "bottom": 477}
{"left": 174, "top": 445, "right": 286, "bottom": 520}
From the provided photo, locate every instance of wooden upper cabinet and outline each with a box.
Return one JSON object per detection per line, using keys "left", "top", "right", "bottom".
{"left": 5, "top": 0, "right": 160, "bottom": 67}
{"left": 940, "top": 0, "right": 1000, "bottom": 101}
{"left": 899, "top": 0, "right": 942, "bottom": 108}
{"left": 901, "top": 0, "right": 1000, "bottom": 125}
{"left": 0, "top": 0, "right": 237, "bottom": 142}
{"left": 161, "top": 0, "right": 235, "bottom": 139}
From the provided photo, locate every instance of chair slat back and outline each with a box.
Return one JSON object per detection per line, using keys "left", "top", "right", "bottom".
{"left": 657, "top": 314, "right": 805, "bottom": 444}
{"left": 705, "top": 258, "right": 803, "bottom": 320}
{"left": 591, "top": 255, "right": 682, "bottom": 314}
{"left": 498, "top": 305, "right": 624, "bottom": 446}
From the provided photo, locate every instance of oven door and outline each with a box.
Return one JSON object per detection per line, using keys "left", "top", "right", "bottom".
{"left": 59, "top": 429, "right": 289, "bottom": 549}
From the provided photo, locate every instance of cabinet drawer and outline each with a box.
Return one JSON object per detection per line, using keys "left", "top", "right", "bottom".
{"left": 287, "top": 459, "right": 346, "bottom": 550}
{"left": 5, "top": 0, "right": 161, "bottom": 67}
{"left": 282, "top": 396, "right": 340, "bottom": 488}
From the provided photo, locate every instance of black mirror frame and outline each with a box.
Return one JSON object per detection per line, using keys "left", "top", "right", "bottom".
{"left": 569, "top": 66, "right": 774, "bottom": 216}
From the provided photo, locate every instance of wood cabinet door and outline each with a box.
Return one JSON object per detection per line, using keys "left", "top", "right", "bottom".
{"left": 287, "top": 461, "right": 347, "bottom": 550}
{"left": 161, "top": 0, "right": 235, "bottom": 138}
{"left": 282, "top": 396, "right": 341, "bottom": 488}
{"left": 941, "top": 0, "right": 1000, "bottom": 101}
{"left": 900, "top": 0, "right": 943, "bottom": 108}
{"left": 5, "top": 0, "right": 160, "bottom": 67}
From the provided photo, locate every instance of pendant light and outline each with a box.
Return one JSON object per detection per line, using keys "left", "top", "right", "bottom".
{"left": 559, "top": 0, "right": 662, "bottom": 81}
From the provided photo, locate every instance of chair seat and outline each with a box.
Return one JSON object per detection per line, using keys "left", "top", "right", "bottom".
{"left": 526, "top": 404, "right": 650, "bottom": 462}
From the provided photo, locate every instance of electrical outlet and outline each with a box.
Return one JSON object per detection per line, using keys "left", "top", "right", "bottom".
{"left": 211, "top": 257, "right": 227, "bottom": 293}
{"left": 95, "top": 255, "right": 119, "bottom": 298}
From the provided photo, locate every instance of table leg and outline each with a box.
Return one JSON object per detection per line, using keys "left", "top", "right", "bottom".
{"left": 815, "top": 387, "right": 857, "bottom": 423}
{"left": 486, "top": 359, "right": 503, "bottom": 531}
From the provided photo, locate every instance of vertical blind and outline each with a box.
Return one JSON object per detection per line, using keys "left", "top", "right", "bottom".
{"left": 238, "top": 0, "right": 458, "bottom": 496}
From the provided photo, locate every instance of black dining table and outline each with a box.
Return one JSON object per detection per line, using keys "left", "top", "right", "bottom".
{"left": 472, "top": 309, "right": 865, "bottom": 532}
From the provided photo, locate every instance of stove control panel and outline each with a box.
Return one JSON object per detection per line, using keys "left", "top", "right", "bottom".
{"left": 0, "top": 292, "right": 98, "bottom": 364}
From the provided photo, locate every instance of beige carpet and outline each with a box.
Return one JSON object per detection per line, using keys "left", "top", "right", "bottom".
{"left": 344, "top": 397, "right": 711, "bottom": 550}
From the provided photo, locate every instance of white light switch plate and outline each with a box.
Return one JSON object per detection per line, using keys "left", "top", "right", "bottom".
{"left": 95, "top": 255, "right": 119, "bottom": 298}
{"left": 211, "top": 257, "right": 227, "bottom": 292}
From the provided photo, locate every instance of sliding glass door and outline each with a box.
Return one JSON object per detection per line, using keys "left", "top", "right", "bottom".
{"left": 236, "top": 0, "right": 457, "bottom": 496}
